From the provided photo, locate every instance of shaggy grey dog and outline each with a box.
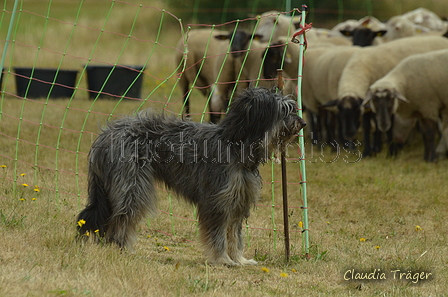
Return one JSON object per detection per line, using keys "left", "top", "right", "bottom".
{"left": 77, "top": 87, "right": 306, "bottom": 266}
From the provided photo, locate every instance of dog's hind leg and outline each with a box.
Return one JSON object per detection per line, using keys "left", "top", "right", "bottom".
{"left": 105, "top": 167, "right": 158, "bottom": 251}
{"left": 227, "top": 218, "right": 257, "bottom": 265}
{"left": 106, "top": 214, "right": 139, "bottom": 251}
{"left": 77, "top": 170, "right": 112, "bottom": 243}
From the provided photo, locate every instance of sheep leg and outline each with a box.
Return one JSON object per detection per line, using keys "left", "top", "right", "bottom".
{"left": 178, "top": 74, "right": 191, "bottom": 116}
{"left": 387, "top": 117, "right": 399, "bottom": 157}
{"left": 372, "top": 119, "right": 383, "bottom": 154}
{"left": 322, "top": 110, "right": 338, "bottom": 151}
{"left": 210, "top": 91, "right": 226, "bottom": 124}
{"left": 436, "top": 135, "right": 447, "bottom": 158}
{"left": 308, "top": 111, "right": 319, "bottom": 143}
{"left": 436, "top": 109, "right": 448, "bottom": 158}
{"left": 362, "top": 112, "right": 374, "bottom": 157}
{"left": 419, "top": 118, "right": 438, "bottom": 162}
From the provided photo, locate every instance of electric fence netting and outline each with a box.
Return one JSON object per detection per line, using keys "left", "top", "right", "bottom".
{"left": 0, "top": 0, "right": 310, "bottom": 260}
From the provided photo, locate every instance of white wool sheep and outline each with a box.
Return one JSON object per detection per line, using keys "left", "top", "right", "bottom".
{"left": 384, "top": 8, "right": 448, "bottom": 42}
{"left": 366, "top": 49, "right": 448, "bottom": 162}
{"left": 311, "top": 46, "right": 361, "bottom": 111}
{"left": 383, "top": 15, "right": 419, "bottom": 41}
{"left": 306, "top": 45, "right": 362, "bottom": 144}
{"left": 175, "top": 29, "right": 263, "bottom": 121}
{"left": 338, "top": 36, "right": 448, "bottom": 102}
{"left": 263, "top": 37, "right": 356, "bottom": 143}
{"left": 329, "top": 19, "right": 359, "bottom": 37}
{"left": 339, "top": 16, "right": 387, "bottom": 46}
{"left": 402, "top": 7, "right": 448, "bottom": 32}
{"left": 255, "top": 10, "right": 297, "bottom": 42}
{"left": 330, "top": 35, "right": 448, "bottom": 155}
{"left": 278, "top": 44, "right": 360, "bottom": 114}
{"left": 175, "top": 29, "right": 230, "bottom": 115}
{"left": 210, "top": 38, "right": 274, "bottom": 123}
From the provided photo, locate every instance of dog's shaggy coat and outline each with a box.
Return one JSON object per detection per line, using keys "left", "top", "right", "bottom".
{"left": 77, "top": 87, "right": 306, "bottom": 265}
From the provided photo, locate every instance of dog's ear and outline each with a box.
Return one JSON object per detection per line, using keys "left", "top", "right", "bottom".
{"left": 220, "top": 88, "right": 280, "bottom": 142}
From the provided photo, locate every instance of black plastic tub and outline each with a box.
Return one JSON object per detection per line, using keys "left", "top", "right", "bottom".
{"left": 85, "top": 65, "right": 144, "bottom": 99}
{"left": 14, "top": 67, "right": 78, "bottom": 99}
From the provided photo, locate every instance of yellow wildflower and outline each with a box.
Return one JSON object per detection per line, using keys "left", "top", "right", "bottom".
{"left": 77, "top": 219, "right": 86, "bottom": 227}
{"left": 94, "top": 229, "right": 99, "bottom": 233}
{"left": 280, "top": 272, "right": 289, "bottom": 277}
{"left": 21, "top": 183, "right": 29, "bottom": 187}
{"left": 33, "top": 186, "right": 40, "bottom": 192}
{"left": 359, "top": 238, "right": 366, "bottom": 242}
{"left": 298, "top": 221, "right": 303, "bottom": 228}
{"left": 261, "top": 267, "right": 270, "bottom": 273}
{"left": 20, "top": 173, "right": 25, "bottom": 177}
{"left": 291, "top": 268, "right": 297, "bottom": 273}
{"left": 19, "top": 198, "right": 25, "bottom": 201}
{"left": 31, "top": 198, "right": 37, "bottom": 201}
{"left": 375, "top": 246, "right": 381, "bottom": 249}
{"left": 85, "top": 231, "right": 90, "bottom": 236}
{"left": 415, "top": 225, "right": 422, "bottom": 232}
{"left": 163, "top": 246, "right": 170, "bottom": 251}
{"left": 0, "top": 165, "right": 6, "bottom": 168}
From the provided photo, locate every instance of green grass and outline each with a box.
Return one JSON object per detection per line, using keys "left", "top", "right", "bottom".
{"left": 1, "top": 1, "right": 448, "bottom": 296}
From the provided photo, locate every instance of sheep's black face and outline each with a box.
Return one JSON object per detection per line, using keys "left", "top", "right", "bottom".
{"left": 263, "top": 44, "right": 284, "bottom": 79}
{"left": 370, "top": 90, "right": 395, "bottom": 132}
{"left": 338, "top": 96, "right": 362, "bottom": 141}
{"left": 340, "top": 27, "right": 387, "bottom": 46}
{"left": 351, "top": 28, "right": 387, "bottom": 47}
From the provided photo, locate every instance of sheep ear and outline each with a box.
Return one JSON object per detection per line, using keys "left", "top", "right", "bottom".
{"left": 253, "top": 34, "right": 264, "bottom": 41}
{"left": 284, "top": 53, "right": 293, "bottom": 64}
{"left": 362, "top": 92, "right": 372, "bottom": 105}
{"left": 340, "top": 30, "right": 353, "bottom": 37}
{"left": 363, "top": 91, "right": 375, "bottom": 112}
{"left": 321, "top": 99, "right": 338, "bottom": 107}
{"left": 375, "top": 30, "right": 387, "bottom": 37}
{"left": 292, "top": 16, "right": 301, "bottom": 29}
{"left": 361, "top": 18, "right": 371, "bottom": 28}
{"left": 394, "top": 91, "right": 410, "bottom": 103}
{"left": 214, "top": 34, "right": 230, "bottom": 41}
{"left": 320, "top": 99, "right": 339, "bottom": 112}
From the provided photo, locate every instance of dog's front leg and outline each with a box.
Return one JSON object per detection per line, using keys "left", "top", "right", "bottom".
{"left": 198, "top": 208, "right": 238, "bottom": 266}
{"left": 227, "top": 219, "right": 257, "bottom": 265}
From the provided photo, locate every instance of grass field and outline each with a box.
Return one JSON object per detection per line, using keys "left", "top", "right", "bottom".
{"left": 2, "top": 127, "right": 448, "bottom": 296}
{"left": 1, "top": 1, "right": 448, "bottom": 296}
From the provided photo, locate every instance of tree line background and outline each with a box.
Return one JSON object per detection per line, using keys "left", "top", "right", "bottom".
{"left": 166, "top": 0, "right": 448, "bottom": 27}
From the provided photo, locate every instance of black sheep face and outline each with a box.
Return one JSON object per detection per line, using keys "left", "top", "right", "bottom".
{"left": 369, "top": 90, "right": 396, "bottom": 132}
{"left": 338, "top": 96, "right": 362, "bottom": 141}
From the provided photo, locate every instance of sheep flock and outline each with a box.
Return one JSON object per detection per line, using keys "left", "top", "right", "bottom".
{"left": 174, "top": 7, "right": 448, "bottom": 162}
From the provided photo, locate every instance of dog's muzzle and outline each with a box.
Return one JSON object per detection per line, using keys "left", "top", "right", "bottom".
{"left": 278, "top": 115, "right": 306, "bottom": 143}
{"left": 292, "top": 116, "right": 307, "bottom": 135}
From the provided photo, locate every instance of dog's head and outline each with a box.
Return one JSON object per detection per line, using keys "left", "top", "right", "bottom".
{"left": 219, "top": 87, "right": 306, "bottom": 145}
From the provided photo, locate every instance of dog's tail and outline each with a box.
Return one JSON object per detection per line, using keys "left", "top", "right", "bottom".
{"left": 76, "top": 170, "right": 111, "bottom": 240}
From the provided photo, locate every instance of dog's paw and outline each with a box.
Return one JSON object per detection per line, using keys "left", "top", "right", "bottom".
{"left": 272, "top": 156, "right": 281, "bottom": 164}
{"left": 241, "top": 258, "right": 258, "bottom": 265}
{"left": 236, "top": 257, "right": 258, "bottom": 266}
{"left": 208, "top": 255, "right": 239, "bottom": 267}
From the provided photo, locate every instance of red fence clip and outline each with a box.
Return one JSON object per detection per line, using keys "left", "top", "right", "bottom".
{"left": 291, "top": 22, "right": 313, "bottom": 45}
